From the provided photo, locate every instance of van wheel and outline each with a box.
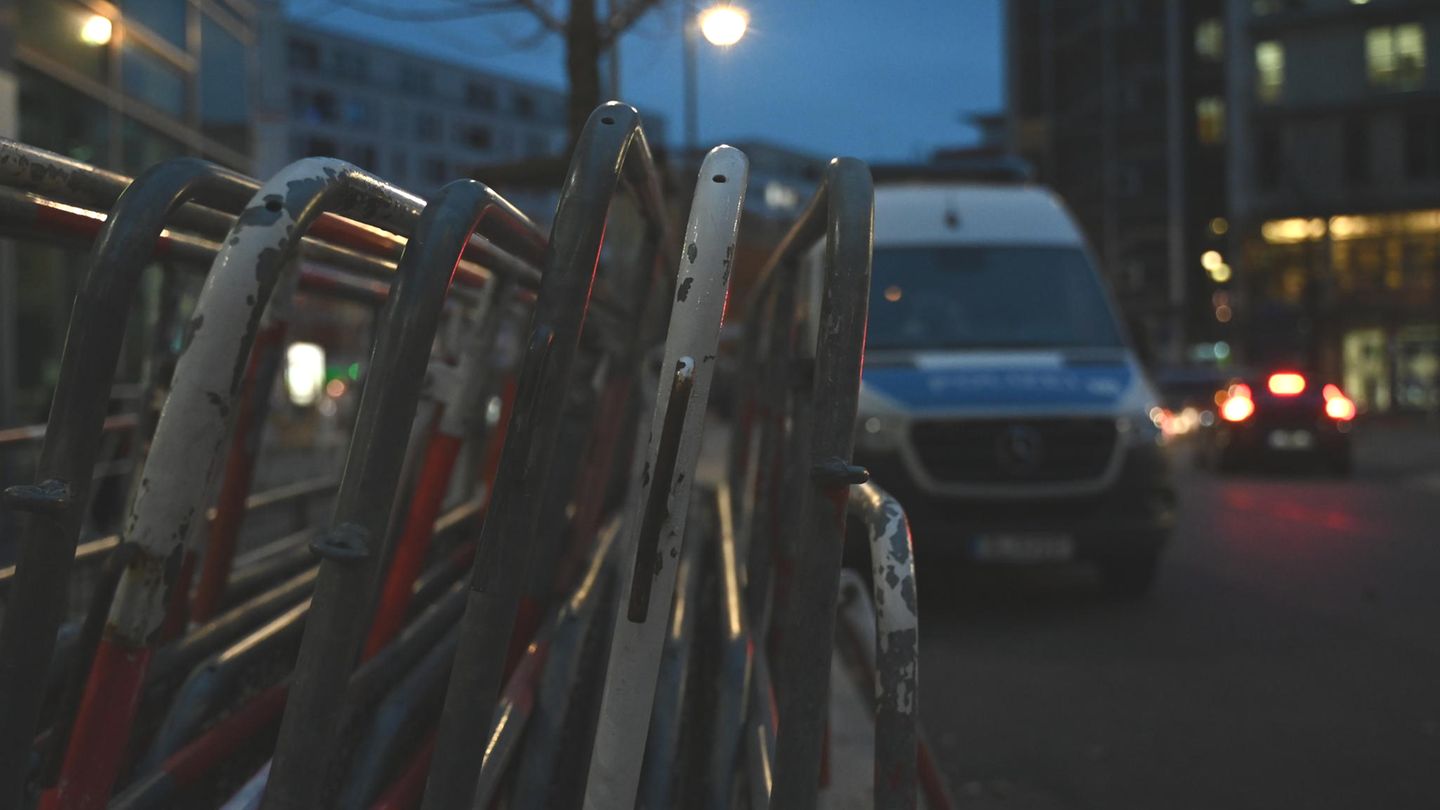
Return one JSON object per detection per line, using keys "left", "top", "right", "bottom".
{"left": 1099, "top": 553, "right": 1159, "bottom": 598}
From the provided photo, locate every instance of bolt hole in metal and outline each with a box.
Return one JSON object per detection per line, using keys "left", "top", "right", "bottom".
{"left": 601, "top": 116, "right": 615, "bottom": 125}
{"left": 713, "top": 174, "right": 727, "bottom": 183}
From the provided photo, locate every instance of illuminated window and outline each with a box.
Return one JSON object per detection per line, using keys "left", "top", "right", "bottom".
{"left": 1367, "top": 24, "right": 1426, "bottom": 91}
{"left": 1196, "top": 96, "right": 1226, "bottom": 145}
{"left": 1195, "top": 18, "right": 1223, "bottom": 61}
{"left": 285, "top": 343, "right": 326, "bottom": 407}
{"left": 1256, "top": 41, "right": 1285, "bottom": 103}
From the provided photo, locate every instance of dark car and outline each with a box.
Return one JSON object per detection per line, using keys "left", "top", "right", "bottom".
{"left": 1201, "top": 371, "right": 1356, "bottom": 475}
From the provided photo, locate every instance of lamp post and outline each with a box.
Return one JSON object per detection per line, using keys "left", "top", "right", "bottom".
{"left": 683, "top": 3, "right": 749, "bottom": 151}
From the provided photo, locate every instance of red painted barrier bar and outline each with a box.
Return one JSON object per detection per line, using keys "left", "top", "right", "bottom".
{"left": 368, "top": 733, "right": 436, "bottom": 810}
{"left": 363, "top": 426, "right": 462, "bottom": 658}
{"left": 190, "top": 320, "right": 290, "bottom": 624}
{"left": 38, "top": 642, "right": 152, "bottom": 810}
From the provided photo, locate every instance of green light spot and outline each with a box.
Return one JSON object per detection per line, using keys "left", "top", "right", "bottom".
{"left": 348, "top": 362, "right": 360, "bottom": 380}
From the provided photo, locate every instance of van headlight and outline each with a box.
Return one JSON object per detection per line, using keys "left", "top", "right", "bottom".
{"left": 856, "top": 413, "right": 906, "bottom": 453}
{"left": 1117, "top": 413, "right": 1163, "bottom": 447}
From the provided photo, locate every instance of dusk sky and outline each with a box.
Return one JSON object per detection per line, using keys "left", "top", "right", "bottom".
{"left": 285, "top": 0, "right": 1005, "bottom": 161}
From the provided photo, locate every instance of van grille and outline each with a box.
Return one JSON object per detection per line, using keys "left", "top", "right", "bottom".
{"left": 908, "top": 418, "right": 1117, "bottom": 485}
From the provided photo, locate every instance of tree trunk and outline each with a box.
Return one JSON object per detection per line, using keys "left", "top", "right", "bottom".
{"left": 566, "top": 0, "right": 602, "bottom": 149}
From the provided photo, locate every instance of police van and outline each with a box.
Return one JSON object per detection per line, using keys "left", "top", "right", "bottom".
{"left": 849, "top": 182, "right": 1175, "bottom": 595}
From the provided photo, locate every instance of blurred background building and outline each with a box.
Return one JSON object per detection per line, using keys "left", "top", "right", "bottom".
{"left": 1228, "top": 0, "right": 1440, "bottom": 414}
{"left": 1007, "top": 0, "right": 1440, "bottom": 414}
{"left": 254, "top": 9, "right": 571, "bottom": 204}
{"left": 0, "top": 0, "right": 589, "bottom": 432}
{"left": 0, "top": 0, "right": 257, "bottom": 429}
{"left": 1007, "top": 0, "right": 1229, "bottom": 368}
{"left": 6, "top": 0, "right": 1439, "bottom": 424}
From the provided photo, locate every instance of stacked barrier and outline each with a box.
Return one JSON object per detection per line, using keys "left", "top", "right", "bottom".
{"left": 0, "top": 101, "right": 934, "bottom": 809}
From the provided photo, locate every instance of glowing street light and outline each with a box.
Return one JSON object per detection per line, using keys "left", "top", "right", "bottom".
{"left": 79, "top": 14, "right": 113, "bottom": 46}
{"left": 698, "top": 4, "right": 749, "bottom": 47}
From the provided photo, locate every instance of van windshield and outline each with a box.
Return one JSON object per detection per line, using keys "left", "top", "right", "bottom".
{"left": 866, "top": 245, "right": 1126, "bottom": 351}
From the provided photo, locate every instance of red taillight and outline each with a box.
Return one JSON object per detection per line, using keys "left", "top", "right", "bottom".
{"left": 1221, "top": 383, "right": 1254, "bottom": 422}
{"left": 1267, "top": 372, "right": 1306, "bottom": 396}
{"left": 1322, "top": 383, "right": 1356, "bottom": 421}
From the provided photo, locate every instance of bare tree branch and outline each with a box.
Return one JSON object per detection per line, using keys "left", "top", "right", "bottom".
{"left": 494, "top": 14, "right": 559, "bottom": 49}
{"left": 600, "top": 0, "right": 668, "bottom": 48}
{"left": 507, "top": 0, "right": 567, "bottom": 32}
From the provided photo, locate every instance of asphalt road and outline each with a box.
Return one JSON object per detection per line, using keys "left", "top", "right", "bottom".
{"left": 917, "top": 424, "right": 1440, "bottom": 810}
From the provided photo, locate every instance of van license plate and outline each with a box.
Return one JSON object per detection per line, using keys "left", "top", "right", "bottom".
{"left": 972, "top": 533, "right": 1075, "bottom": 563}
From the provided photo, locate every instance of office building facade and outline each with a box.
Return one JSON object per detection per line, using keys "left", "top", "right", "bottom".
{"left": 255, "top": 12, "right": 571, "bottom": 200}
{"left": 1228, "top": 0, "right": 1440, "bottom": 412}
{"left": 1008, "top": 0, "right": 1229, "bottom": 364}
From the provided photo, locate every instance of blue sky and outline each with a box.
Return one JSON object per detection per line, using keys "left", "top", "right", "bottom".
{"left": 286, "top": 0, "right": 1005, "bottom": 161}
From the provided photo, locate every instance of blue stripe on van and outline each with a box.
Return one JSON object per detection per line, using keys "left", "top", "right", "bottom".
{"left": 863, "top": 363, "right": 1133, "bottom": 411}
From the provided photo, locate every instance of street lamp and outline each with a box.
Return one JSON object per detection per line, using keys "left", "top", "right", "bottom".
{"left": 79, "top": 14, "right": 113, "bottom": 46}
{"left": 698, "top": 5, "right": 749, "bottom": 46}
{"left": 684, "top": 3, "right": 748, "bottom": 151}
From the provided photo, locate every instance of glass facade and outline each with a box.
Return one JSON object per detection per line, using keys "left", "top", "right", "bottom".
{"left": 17, "top": 67, "right": 109, "bottom": 165}
{"left": 118, "top": 0, "right": 188, "bottom": 49}
{"left": 121, "top": 116, "right": 187, "bottom": 174}
{"left": 122, "top": 41, "right": 187, "bottom": 117}
{"left": 14, "top": 0, "right": 253, "bottom": 170}
{"left": 3, "top": 0, "right": 255, "bottom": 431}
{"left": 201, "top": 13, "right": 250, "bottom": 154}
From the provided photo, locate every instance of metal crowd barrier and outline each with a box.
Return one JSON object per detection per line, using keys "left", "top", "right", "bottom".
{"left": 0, "top": 99, "right": 936, "bottom": 809}
{"left": 719, "top": 156, "right": 877, "bottom": 809}
{"left": 421, "top": 101, "right": 679, "bottom": 810}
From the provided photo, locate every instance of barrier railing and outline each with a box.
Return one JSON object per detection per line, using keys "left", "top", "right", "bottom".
{"left": 0, "top": 100, "right": 940, "bottom": 809}
{"left": 423, "top": 100, "right": 676, "bottom": 810}
{"left": 726, "top": 156, "right": 876, "bottom": 810}
{"left": 581, "top": 143, "right": 748, "bottom": 809}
